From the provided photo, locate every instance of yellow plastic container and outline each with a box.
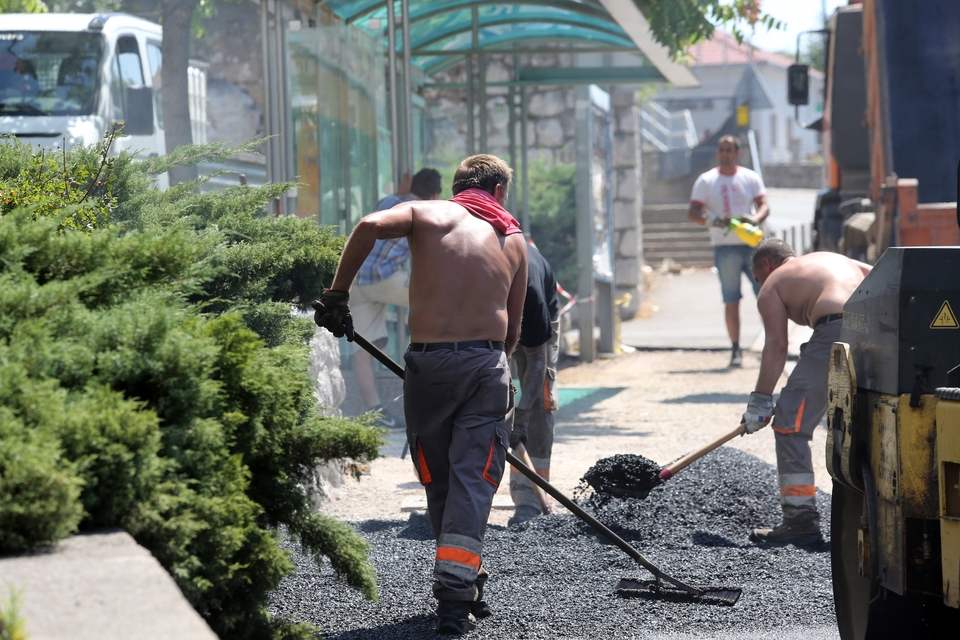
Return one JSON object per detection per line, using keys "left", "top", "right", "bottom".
{"left": 728, "top": 218, "right": 764, "bottom": 248}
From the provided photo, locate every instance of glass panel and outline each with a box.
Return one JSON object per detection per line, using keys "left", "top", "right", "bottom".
{"left": 116, "top": 36, "right": 145, "bottom": 86}
{"left": 0, "top": 30, "right": 103, "bottom": 116}
{"left": 286, "top": 24, "right": 390, "bottom": 228}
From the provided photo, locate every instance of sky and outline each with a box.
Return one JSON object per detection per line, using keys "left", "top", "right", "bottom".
{"left": 743, "top": 0, "right": 849, "bottom": 54}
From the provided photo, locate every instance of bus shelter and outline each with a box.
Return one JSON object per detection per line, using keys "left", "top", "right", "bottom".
{"left": 258, "top": 0, "right": 696, "bottom": 360}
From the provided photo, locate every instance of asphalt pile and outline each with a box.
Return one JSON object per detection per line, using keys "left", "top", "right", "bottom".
{"left": 270, "top": 448, "right": 834, "bottom": 639}
{"left": 580, "top": 453, "right": 663, "bottom": 499}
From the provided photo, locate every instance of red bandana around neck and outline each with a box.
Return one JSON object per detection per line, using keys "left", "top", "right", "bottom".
{"left": 449, "top": 188, "right": 522, "bottom": 236}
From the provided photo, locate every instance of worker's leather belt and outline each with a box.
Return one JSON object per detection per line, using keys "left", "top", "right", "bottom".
{"left": 814, "top": 313, "right": 843, "bottom": 328}
{"left": 408, "top": 340, "right": 505, "bottom": 352}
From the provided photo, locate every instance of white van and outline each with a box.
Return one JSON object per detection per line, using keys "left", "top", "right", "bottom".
{"left": 0, "top": 13, "right": 205, "bottom": 156}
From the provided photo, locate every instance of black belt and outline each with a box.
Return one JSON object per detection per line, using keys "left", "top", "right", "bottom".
{"left": 814, "top": 313, "right": 843, "bottom": 328}
{"left": 408, "top": 340, "right": 504, "bottom": 352}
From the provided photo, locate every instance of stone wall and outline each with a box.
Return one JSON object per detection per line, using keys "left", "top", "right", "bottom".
{"left": 423, "top": 52, "right": 579, "bottom": 164}
{"left": 611, "top": 87, "right": 644, "bottom": 319}
{"left": 193, "top": 3, "right": 267, "bottom": 145}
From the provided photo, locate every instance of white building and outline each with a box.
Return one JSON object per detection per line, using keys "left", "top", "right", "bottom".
{"left": 651, "top": 31, "right": 823, "bottom": 165}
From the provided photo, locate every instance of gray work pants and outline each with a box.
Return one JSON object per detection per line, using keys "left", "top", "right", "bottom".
{"left": 403, "top": 344, "right": 511, "bottom": 602}
{"left": 770, "top": 318, "right": 842, "bottom": 520}
{"left": 509, "top": 320, "right": 560, "bottom": 514}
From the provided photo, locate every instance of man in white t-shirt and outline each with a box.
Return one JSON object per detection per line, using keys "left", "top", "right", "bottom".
{"left": 688, "top": 135, "right": 770, "bottom": 367}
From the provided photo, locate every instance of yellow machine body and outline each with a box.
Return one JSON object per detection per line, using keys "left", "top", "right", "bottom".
{"left": 828, "top": 342, "right": 960, "bottom": 608}
{"left": 937, "top": 394, "right": 960, "bottom": 608}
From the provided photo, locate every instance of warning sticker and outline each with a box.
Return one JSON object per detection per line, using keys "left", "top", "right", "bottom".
{"left": 930, "top": 300, "right": 959, "bottom": 329}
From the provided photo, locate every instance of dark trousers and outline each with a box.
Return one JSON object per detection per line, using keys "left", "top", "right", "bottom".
{"left": 404, "top": 345, "right": 510, "bottom": 601}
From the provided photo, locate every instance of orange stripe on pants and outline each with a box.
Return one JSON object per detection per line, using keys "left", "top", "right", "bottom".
{"left": 780, "top": 484, "right": 816, "bottom": 497}
{"left": 436, "top": 546, "right": 481, "bottom": 571}
{"left": 774, "top": 397, "right": 807, "bottom": 435}
{"left": 416, "top": 445, "right": 432, "bottom": 485}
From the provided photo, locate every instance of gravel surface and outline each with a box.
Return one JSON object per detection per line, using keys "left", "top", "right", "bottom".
{"left": 270, "top": 447, "right": 834, "bottom": 639}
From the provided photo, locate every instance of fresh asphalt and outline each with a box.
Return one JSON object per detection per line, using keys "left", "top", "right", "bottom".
{"left": 269, "top": 448, "right": 838, "bottom": 639}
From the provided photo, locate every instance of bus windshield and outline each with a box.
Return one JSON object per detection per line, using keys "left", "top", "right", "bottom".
{"left": 0, "top": 31, "right": 103, "bottom": 117}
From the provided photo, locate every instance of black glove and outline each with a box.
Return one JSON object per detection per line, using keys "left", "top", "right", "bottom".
{"left": 311, "top": 289, "right": 355, "bottom": 341}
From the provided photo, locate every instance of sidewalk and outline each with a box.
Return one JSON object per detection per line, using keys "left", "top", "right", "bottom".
{"left": 623, "top": 268, "right": 812, "bottom": 358}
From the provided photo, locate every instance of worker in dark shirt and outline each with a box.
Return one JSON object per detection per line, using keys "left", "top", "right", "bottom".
{"left": 508, "top": 241, "right": 560, "bottom": 526}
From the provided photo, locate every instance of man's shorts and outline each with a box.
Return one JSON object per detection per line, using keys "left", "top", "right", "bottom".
{"left": 350, "top": 270, "right": 409, "bottom": 344}
{"left": 713, "top": 244, "right": 760, "bottom": 304}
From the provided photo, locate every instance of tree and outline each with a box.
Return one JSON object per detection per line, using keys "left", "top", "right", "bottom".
{"left": 0, "top": 0, "right": 49, "bottom": 11}
{"left": 635, "top": 0, "right": 784, "bottom": 58}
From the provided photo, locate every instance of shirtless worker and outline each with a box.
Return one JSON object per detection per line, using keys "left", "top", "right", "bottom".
{"left": 313, "top": 154, "right": 527, "bottom": 635}
{"left": 741, "top": 238, "right": 871, "bottom": 545}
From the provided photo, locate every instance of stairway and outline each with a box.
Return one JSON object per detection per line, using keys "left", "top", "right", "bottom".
{"left": 642, "top": 203, "right": 713, "bottom": 267}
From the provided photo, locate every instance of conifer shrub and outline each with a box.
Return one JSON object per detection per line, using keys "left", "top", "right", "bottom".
{"left": 0, "top": 140, "right": 381, "bottom": 639}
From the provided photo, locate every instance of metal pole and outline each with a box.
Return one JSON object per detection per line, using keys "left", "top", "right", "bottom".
{"left": 465, "top": 55, "right": 475, "bottom": 155}
{"left": 466, "top": 6, "right": 479, "bottom": 155}
{"left": 574, "top": 85, "right": 595, "bottom": 363}
{"left": 520, "top": 84, "right": 530, "bottom": 234}
{"left": 387, "top": 0, "right": 400, "bottom": 188}
{"left": 401, "top": 0, "right": 413, "bottom": 174}
{"left": 507, "top": 87, "right": 517, "bottom": 213}
{"left": 478, "top": 51, "right": 487, "bottom": 151}
{"left": 259, "top": 0, "right": 275, "bottom": 184}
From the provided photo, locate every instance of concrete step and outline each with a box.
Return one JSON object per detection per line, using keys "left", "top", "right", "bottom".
{"left": 0, "top": 531, "right": 217, "bottom": 640}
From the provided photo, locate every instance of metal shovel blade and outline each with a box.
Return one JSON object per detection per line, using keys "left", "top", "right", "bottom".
{"left": 615, "top": 578, "right": 742, "bottom": 607}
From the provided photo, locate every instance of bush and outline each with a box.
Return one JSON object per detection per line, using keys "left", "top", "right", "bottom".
{"left": 0, "top": 139, "right": 382, "bottom": 638}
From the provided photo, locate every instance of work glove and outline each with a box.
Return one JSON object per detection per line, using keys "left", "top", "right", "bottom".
{"left": 311, "top": 289, "right": 355, "bottom": 341}
{"left": 741, "top": 392, "right": 775, "bottom": 434}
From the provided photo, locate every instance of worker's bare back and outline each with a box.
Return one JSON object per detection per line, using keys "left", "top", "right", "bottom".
{"left": 762, "top": 252, "right": 870, "bottom": 327}
{"left": 407, "top": 201, "right": 525, "bottom": 343}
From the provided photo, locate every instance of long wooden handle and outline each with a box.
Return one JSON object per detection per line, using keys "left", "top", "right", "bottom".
{"left": 659, "top": 424, "right": 746, "bottom": 481}
{"left": 347, "top": 329, "right": 700, "bottom": 595}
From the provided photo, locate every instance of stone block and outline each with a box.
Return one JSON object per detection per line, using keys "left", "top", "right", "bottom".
{"left": 529, "top": 91, "right": 566, "bottom": 118}
{"left": 617, "top": 229, "right": 639, "bottom": 258}
{"left": 612, "top": 139, "right": 638, "bottom": 170}
{"left": 616, "top": 172, "right": 638, "bottom": 201}
{"left": 611, "top": 87, "right": 637, "bottom": 108}
{"left": 615, "top": 257, "right": 640, "bottom": 287}
{"left": 615, "top": 107, "right": 638, "bottom": 134}
{"left": 536, "top": 118, "right": 565, "bottom": 147}
{"left": 614, "top": 200, "right": 639, "bottom": 230}
{"left": 0, "top": 532, "right": 218, "bottom": 640}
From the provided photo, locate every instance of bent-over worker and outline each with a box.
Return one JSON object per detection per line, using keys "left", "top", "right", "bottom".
{"left": 742, "top": 239, "right": 870, "bottom": 545}
{"left": 314, "top": 154, "right": 527, "bottom": 635}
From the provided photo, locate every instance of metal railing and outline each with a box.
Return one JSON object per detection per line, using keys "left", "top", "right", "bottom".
{"left": 773, "top": 222, "right": 814, "bottom": 255}
{"left": 639, "top": 101, "right": 697, "bottom": 151}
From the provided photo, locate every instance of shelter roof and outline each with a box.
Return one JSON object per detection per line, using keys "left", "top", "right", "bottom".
{"left": 322, "top": 0, "right": 696, "bottom": 86}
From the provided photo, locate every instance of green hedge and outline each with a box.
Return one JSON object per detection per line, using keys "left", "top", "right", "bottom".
{"left": 0, "top": 139, "right": 381, "bottom": 639}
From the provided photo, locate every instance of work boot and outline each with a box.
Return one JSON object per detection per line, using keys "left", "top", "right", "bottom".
{"left": 436, "top": 601, "right": 477, "bottom": 636}
{"left": 750, "top": 510, "right": 823, "bottom": 546}
{"left": 729, "top": 345, "right": 743, "bottom": 368}
{"left": 471, "top": 568, "right": 492, "bottom": 620}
